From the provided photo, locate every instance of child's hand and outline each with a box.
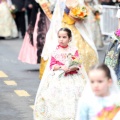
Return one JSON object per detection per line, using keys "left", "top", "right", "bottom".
{"left": 28, "top": 4, "right": 33, "bottom": 9}
{"left": 61, "top": 66, "right": 70, "bottom": 73}
{"left": 53, "top": 65, "right": 61, "bottom": 71}
{"left": 69, "top": 66, "right": 79, "bottom": 72}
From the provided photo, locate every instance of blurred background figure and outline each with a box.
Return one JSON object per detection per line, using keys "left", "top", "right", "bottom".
{"left": 11, "top": 0, "right": 26, "bottom": 38}
{"left": 85, "top": 0, "right": 104, "bottom": 49}
{"left": 0, "top": 0, "right": 18, "bottom": 39}
{"left": 104, "top": 0, "right": 120, "bottom": 83}
{"left": 18, "top": 0, "right": 50, "bottom": 65}
{"left": 25, "top": 0, "right": 34, "bottom": 24}
{"left": 101, "top": 0, "right": 116, "bottom": 5}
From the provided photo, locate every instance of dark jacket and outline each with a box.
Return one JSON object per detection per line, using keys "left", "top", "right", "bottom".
{"left": 25, "top": 0, "right": 34, "bottom": 8}
{"left": 101, "top": 0, "right": 115, "bottom": 5}
{"left": 104, "top": 39, "right": 120, "bottom": 82}
{"left": 11, "top": 0, "right": 26, "bottom": 11}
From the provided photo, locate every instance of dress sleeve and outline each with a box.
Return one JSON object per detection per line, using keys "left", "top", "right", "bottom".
{"left": 75, "top": 98, "right": 88, "bottom": 120}
{"left": 50, "top": 56, "right": 57, "bottom": 70}
{"left": 50, "top": 56, "right": 64, "bottom": 70}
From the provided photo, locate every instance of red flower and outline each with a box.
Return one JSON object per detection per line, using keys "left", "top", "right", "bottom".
{"left": 65, "top": 70, "right": 78, "bottom": 76}
{"left": 72, "top": 56, "right": 76, "bottom": 60}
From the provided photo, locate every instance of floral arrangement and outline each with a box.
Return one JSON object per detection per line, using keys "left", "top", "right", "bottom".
{"left": 59, "top": 53, "right": 81, "bottom": 77}
{"left": 10, "top": 5, "right": 17, "bottom": 13}
{"left": 9, "top": 5, "right": 17, "bottom": 18}
{"left": 69, "top": 6, "right": 88, "bottom": 20}
{"left": 97, "top": 98, "right": 120, "bottom": 120}
{"left": 115, "top": 29, "right": 120, "bottom": 41}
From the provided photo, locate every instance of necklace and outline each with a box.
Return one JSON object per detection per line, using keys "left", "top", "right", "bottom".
{"left": 58, "top": 45, "right": 68, "bottom": 48}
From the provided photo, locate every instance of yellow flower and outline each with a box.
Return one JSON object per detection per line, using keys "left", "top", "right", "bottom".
{"left": 71, "top": 8, "right": 78, "bottom": 16}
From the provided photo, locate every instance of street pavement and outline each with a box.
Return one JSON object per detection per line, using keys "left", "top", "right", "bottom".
{"left": 0, "top": 38, "right": 108, "bottom": 120}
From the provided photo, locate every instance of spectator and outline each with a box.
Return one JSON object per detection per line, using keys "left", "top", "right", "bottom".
{"left": 0, "top": 0, "right": 18, "bottom": 39}
{"left": 101, "top": 0, "right": 115, "bottom": 5}
{"left": 25, "top": 0, "right": 34, "bottom": 24}
{"left": 11, "top": 0, "right": 26, "bottom": 38}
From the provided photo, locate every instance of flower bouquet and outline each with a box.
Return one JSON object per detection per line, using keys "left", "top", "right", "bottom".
{"left": 10, "top": 5, "right": 17, "bottom": 13}
{"left": 97, "top": 97, "right": 120, "bottom": 120}
{"left": 69, "top": 6, "right": 88, "bottom": 20}
{"left": 97, "top": 105, "right": 120, "bottom": 120}
{"left": 59, "top": 53, "right": 81, "bottom": 78}
{"left": 9, "top": 5, "right": 17, "bottom": 18}
{"left": 115, "top": 29, "right": 120, "bottom": 41}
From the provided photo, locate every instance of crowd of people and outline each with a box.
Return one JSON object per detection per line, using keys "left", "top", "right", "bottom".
{"left": 1, "top": 0, "right": 120, "bottom": 120}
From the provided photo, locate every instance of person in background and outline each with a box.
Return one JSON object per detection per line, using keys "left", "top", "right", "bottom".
{"left": 25, "top": 0, "right": 34, "bottom": 24}
{"left": 76, "top": 64, "right": 120, "bottom": 120}
{"left": 0, "top": 0, "right": 18, "bottom": 39}
{"left": 85, "top": 0, "right": 104, "bottom": 48}
{"left": 104, "top": 0, "right": 120, "bottom": 85}
{"left": 11, "top": 0, "right": 26, "bottom": 38}
{"left": 18, "top": 0, "right": 50, "bottom": 64}
{"left": 101, "top": 0, "right": 116, "bottom": 5}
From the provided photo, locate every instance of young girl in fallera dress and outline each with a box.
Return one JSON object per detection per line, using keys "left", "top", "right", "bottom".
{"left": 39, "top": 0, "right": 98, "bottom": 79}
{"left": 34, "top": 28, "right": 88, "bottom": 120}
{"left": 76, "top": 64, "right": 120, "bottom": 120}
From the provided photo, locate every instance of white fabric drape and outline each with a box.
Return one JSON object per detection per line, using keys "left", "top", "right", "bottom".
{"left": 41, "top": 0, "right": 66, "bottom": 60}
{"left": 41, "top": 0, "right": 98, "bottom": 60}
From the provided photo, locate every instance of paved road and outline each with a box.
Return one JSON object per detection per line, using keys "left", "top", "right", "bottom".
{"left": 0, "top": 38, "right": 107, "bottom": 120}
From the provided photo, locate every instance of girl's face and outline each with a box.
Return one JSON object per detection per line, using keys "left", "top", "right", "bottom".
{"left": 58, "top": 31, "right": 71, "bottom": 47}
{"left": 89, "top": 69, "right": 112, "bottom": 97}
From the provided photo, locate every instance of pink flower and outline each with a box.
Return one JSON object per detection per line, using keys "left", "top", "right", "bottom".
{"left": 97, "top": 111, "right": 103, "bottom": 117}
{"left": 104, "top": 106, "right": 114, "bottom": 111}
{"left": 97, "top": 106, "right": 114, "bottom": 117}
{"left": 115, "top": 29, "right": 120, "bottom": 37}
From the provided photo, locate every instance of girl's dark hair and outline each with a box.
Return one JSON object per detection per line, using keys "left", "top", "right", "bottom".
{"left": 90, "top": 64, "right": 111, "bottom": 79}
{"left": 58, "top": 28, "right": 72, "bottom": 38}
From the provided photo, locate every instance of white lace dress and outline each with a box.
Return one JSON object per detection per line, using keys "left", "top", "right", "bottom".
{"left": 0, "top": 1, "right": 18, "bottom": 37}
{"left": 34, "top": 46, "right": 88, "bottom": 120}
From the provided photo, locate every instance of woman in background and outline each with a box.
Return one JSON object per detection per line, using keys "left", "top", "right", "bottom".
{"left": 18, "top": 0, "right": 50, "bottom": 64}
{"left": 0, "top": 0, "right": 18, "bottom": 38}
{"left": 85, "top": 0, "right": 104, "bottom": 48}
{"left": 104, "top": 3, "right": 120, "bottom": 86}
